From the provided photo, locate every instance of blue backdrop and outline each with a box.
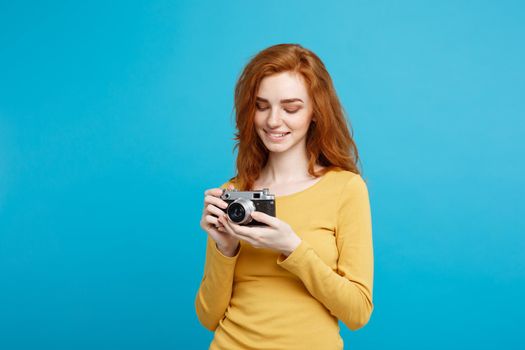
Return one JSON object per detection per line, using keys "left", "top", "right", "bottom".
{"left": 1, "top": 1, "right": 524, "bottom": 349}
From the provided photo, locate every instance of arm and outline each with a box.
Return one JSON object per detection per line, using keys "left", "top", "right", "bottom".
{"left": 195, "top": 235, "right": 240, "bottom": 330}
{"left": 276, "top": 175, "right": 374, "bottom": 330}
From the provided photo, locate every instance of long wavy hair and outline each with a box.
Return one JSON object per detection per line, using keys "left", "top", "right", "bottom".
{"left": 229, "top": 43, "right": 361, "bottom": 190}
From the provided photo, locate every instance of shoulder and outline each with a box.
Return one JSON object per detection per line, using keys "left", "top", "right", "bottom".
{"left": 329, "top": 169, "right": 367, "bottom": 189}
{"left": 328, "top": 170, "right": 369, "bottom": 208}
{"left": 329, "top": 171, "right": 371, "bottom": 225}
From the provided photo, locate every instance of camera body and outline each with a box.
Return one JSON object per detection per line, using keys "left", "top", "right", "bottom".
{"left": 220, "top": 188, "right": 276, "bottom": 226}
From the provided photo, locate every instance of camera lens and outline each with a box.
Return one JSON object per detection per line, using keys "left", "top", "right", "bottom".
{"left": 228, "top": 203, "right": 245, "bottom": 223}
{"left": 227, "top": 198, "right": 255, "bottom": 224}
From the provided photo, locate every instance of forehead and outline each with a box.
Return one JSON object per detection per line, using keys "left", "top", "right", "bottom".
{"left": 257, "top": 71, "right": 309, "bottom": 101}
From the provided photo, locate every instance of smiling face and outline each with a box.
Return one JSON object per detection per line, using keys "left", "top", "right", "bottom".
{"left": 254, "top": 71, "right": 314, "bottom": 154}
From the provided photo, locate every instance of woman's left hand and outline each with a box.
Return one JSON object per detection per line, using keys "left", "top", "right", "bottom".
{"left": 218, "top": 211, "right": 301, "bottom": 257}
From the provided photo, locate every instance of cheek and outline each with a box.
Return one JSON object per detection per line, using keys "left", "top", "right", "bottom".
{"left": 253, "top": 117, "right": 267, "bottom": 139}
{"left": 253, "top": 113, "right": 265, "bottom": 127}
{"left": 290, "top": 114, "right": 313, "bottom": 130}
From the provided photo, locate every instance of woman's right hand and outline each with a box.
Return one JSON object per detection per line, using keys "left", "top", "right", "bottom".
{"left": 200, "top": 185, "right": 240, "bottom": 257}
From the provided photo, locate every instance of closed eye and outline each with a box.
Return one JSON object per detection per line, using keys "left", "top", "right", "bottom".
{"left": 256, "top": 104, "right": 300, "bottom": 114}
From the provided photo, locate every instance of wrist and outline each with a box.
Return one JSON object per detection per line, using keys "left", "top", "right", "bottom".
{"left": 216, "top": 242, "right": 240, "bottom": 257}
{"left": 281, "top": 236, "right": 302, "bottom": 257}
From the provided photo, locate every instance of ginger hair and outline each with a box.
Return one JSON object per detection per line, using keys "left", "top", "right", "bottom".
{"left": 228, "top": 43, "right": 361, "bottom": 190}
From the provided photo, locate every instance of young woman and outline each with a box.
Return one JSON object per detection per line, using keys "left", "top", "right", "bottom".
{"left": 196, "top": 43, "right": 374, "bottom": 350}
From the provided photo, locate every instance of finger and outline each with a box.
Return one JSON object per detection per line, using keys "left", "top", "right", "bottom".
{"left": 250, "top": 211, "right": 278, "bottom": 227}
{"left": 204, "top": 188, "right": 224, "bottom": 197}
{"left": 203, "top": 195, "right": 229, "bottom": 212}
{"left": 220, "top": 215, "right": 244, "bottom": 236}
{"left": 201, "top": 219, "right": 221, "bottom": 233}
{"left": 221, "top": 216, "right": 259, "bottom": 240}
{"left": 204, "top": 214, "right": 224, "bottom": 228}
{"left": 220, "top": 217, "right": 258, "bottom": 246}
{"left": 229, "top": 221, "right": 257, "bottom": 238}
{"left": 219, "top": 215, "right": 238, "bottom": 236}
{"left": 204, "top": 193, "right": 226, "bottom": 205}
{"left": 204, "top": 203, "right": 228, "bottom": 219}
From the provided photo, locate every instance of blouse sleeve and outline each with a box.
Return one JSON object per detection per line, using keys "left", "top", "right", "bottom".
{"left": 194, "top": 181, "right": 241, "bottom": 330}
{"left": 195, "top": 236, "right": 240, "bottom": 330}
{"left": 276, "top": 175, "right": 374, "bottom": 330}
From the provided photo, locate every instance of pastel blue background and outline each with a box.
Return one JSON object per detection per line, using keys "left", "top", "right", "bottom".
{"left": 1, "top": 1, "right": 523, "bottom": 349}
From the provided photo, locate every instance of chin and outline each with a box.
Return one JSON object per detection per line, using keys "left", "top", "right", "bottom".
{"left": 264, "top": 140, "right": 297, "bottom": 153}
{"left": 266, "top": 146, "right": 289, "bottom": 153}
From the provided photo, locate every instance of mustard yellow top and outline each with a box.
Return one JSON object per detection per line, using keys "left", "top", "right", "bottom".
{"left": 195, "top": 169, "right": 374, "bottom": 350}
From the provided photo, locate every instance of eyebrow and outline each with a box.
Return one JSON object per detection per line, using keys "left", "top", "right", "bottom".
{"left": 256, "top": 97, "right": 304, "bottom": 103}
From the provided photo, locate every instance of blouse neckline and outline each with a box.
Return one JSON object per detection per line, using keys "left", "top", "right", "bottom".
{"left": 272, "top": 170, "right": 333, "bottom": 200}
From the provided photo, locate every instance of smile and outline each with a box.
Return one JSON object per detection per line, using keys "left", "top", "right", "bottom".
{"left": 264, "top": 130, "right": 291, "bottom": 142}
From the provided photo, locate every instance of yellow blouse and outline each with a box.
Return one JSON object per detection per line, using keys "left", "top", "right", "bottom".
{"left": 195, "top": 169, "right": 374, "bottom": 349}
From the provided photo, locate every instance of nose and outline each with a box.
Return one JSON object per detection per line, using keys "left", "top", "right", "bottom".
{"left": 266, "top": 107, "right": 283, "bottom": 128}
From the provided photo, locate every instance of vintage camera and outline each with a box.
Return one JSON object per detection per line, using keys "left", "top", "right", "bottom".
{"left": 220, "top": 188, "right": 276, "bottom": 226}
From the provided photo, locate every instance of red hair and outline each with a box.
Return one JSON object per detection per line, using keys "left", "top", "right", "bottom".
{"left": 229, "top": 43, "right": 361, "bottom": 190}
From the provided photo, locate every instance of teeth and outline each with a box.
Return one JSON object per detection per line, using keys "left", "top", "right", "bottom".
{"left": 269, "top": 132, "right": 288, "bottom": 137}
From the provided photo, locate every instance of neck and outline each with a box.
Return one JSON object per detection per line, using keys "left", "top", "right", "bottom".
{"left": 260, "top": 145, "right": 314, "bottom": 184}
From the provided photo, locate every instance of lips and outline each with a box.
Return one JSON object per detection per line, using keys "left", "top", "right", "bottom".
{"left": 264, "top": 130, "right": 290, "bottom": 142}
